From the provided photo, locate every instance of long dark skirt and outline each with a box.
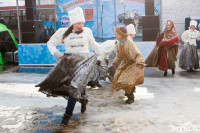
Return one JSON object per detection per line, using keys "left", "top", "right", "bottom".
{"left": 179, "top": 45, "right": 199, "bottom": 70}
{"left": 35, "top": 52, "right": 98, "bottom": 100}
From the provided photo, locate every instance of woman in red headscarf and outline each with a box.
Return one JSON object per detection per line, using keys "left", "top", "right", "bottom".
{"left": 145, "top": 20, "right": 179, "bottom": 76}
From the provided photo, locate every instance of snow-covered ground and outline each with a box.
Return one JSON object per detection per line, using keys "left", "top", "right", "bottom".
{"left": 0, "top": 47, "right": 200, "bottom": 133}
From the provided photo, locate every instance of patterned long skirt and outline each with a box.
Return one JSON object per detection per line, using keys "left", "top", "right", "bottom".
{"left": 179, "top": 45, "right": 199, "bottom": 70}
{"left": 35, "top": 52, "right": 98, "bottom": 100}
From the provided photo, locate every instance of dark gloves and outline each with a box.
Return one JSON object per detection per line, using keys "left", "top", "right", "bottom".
{"left": 96, "top": 60, "right": 101, "bottom": 66}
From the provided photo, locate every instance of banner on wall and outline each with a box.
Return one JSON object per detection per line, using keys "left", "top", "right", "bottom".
{"left": 60, "top": 15, "right": 70, "bottom": 27}
{"left": 57, "top": 0, "right": 93, "bottom": 12}
{"left": 119, "top": 0, "right": 144, "bottom": 4}
{"left": 155, "top": 0, "right": 160, "bottom": 16}
{"left": 56, "top": 0, "right": 98, "bottom": 37}
{"left": 56, "top": 0, "right": 160, "bottom": 39}
{"left": 115, "top": 0, "right": 145, "bottom": 36}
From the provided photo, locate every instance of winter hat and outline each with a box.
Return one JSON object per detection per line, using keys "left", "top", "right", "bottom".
{"left": 126, "top": 24, "right": 136, "bottom": 34}
{"left": 114, "top": 26, "right": 129, "bottom": 38}
{"left": 190, "top": 20, "right": 197, "bottom": 27}
{"left": 69, "top": 7, "right": 85, "bottom": 25}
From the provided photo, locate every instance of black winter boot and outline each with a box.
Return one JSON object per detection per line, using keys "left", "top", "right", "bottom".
{"left": 93, "top": 81, "right": 102, "bottom": 87}
{"left": 81, "top": 99, "right": 88, "bottom": 113}
{"left": 87, "top": 81, "right": 96, "bottom": 88}
{"left": 172, "top": 69, "right": 175, "bottom": 74}
{"left": 60, "top": 113, "right": 71, "bottom": 127}
{"left": 124, "top": 92, "right": 128, "bottom": 96}
{"left": 164, "top": 71, "right": 167, "bottom": 76}
{"left": 190, "top": 68, "right": 194, "bottom": 72}
{"left": 125, "top": 87, "right": 136, "bottom": 104}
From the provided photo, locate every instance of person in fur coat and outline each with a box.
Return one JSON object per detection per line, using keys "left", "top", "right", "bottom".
{"left": 98, "top": 25, "right": 137, "bottom": 81}
{"left": 112, "top": 26, "right": 144, "bottom": 104}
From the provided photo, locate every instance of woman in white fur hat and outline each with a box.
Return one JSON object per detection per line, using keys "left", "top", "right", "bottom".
{"left": 126, "top": 23, "right": 136, "bottom": 40}
{"left": 179, "top": 20, "right": 200, "bottom": 71}
{"left": 36, "top": 7, "right": 103, "bottom": 126}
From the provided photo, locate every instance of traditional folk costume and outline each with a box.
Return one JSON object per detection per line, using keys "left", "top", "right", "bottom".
{"left": 99, "top": 25, "right": 137, "bottom": 80}
{"left": 179, "top": 20, "right": 200, "bottom": 71}
{"left": 35, "top": 7, "right": 103, "bottom": 126}
{"left": 37, "top": 24, "right": 102, "bottom": 100}
{"left": 112, "top": 26, "right": 144, "bottom": 104}
{"left": 145, "top": 20, "right": 179, "bottom": 76}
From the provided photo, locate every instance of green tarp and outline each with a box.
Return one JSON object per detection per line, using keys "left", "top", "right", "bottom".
{"left": 0, "top": 23, "right": 18, "bottom": 64}
{"left": 0, "top": 23, "right": 18, "bottom": 48}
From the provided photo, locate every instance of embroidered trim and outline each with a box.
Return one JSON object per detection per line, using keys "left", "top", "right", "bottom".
{"left": 71, "top": 45, "right": 84, "bottom": 48}
{"left": 70, "top": 36, "right": 83, "bottom": 39}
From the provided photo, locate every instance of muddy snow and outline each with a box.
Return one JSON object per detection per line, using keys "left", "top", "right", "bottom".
{"left": 0, "top": 62, "right": 200, "bottom": 133}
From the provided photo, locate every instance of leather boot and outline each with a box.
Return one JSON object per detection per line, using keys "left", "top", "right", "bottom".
{"left": 93, "top": 81, "right": 102, "bottom": 87}
{"left": 81, "top": 99, "right": 88, "bottom": 113}
{"left": 87, "top": 81, "right": 95, "bottom": 88}
{"left": 190, "top": 68, "right": 194, "bottom": 72}
{"left": 172, "top": 69, "right": 175, "bottom": 74}
{"left": 164, "top": 71, "right": 167, "bottom": 76}
{"left": 125, "top": 87, "right": 136, "bottom": 104}
{"left": 60, "top": 113, "right": 71, "bottom": 127}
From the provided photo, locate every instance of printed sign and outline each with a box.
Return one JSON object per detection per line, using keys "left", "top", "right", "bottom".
{"left": 60, "top": 15, "right": 70, "bottom": 27}
{"left": 119, "top": 0, "right": 144, "bottom": 4}
{"left": 56, "top": 0, "right": 160, "bottom": 38}
{"left": 84, "top": 8, "right": 94, "bottom": 20}
{"left": 61, "top": 21, "right": 70, "bottom": 27}
{"left": 57, "top": 0, "right": 93, "bottom": 12}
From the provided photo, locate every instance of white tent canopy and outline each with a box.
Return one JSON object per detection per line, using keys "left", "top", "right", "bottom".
{"left": 0, "top": 0, "right": 24, "bottom": 7}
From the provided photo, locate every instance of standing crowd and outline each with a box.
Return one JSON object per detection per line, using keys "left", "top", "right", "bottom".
{"left": 35, "top": 7, "right": 200, "bottom": 126}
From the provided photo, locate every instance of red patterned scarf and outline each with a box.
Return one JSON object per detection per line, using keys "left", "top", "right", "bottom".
{"left": 157, "top": 20, "right": 179, "bottom": 71}
{"left": 161, "top": 20, "right": 178, "bottom": 42}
